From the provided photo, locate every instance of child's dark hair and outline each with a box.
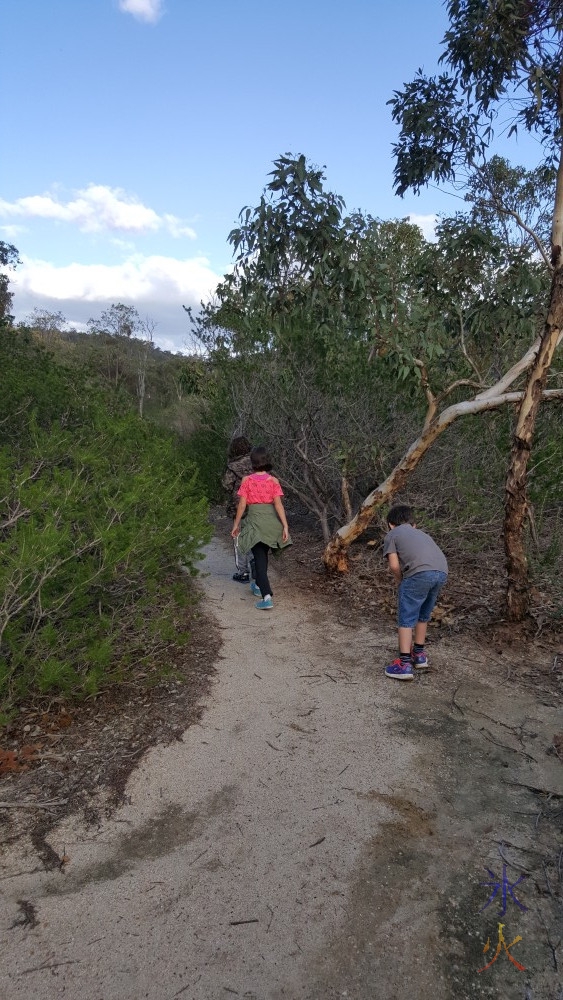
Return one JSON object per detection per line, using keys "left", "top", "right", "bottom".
{"left": 250, "top": 445, "right": 273, "bottom": 472}
{"left": 227, "top": 436, "right": 251, "bottom": 460}
{"left": 387, "top": 504, "right": 414, "bottom": 527}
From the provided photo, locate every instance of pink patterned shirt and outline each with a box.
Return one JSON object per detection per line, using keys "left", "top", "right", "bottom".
{"left": 238, "top": 473, "right": 284, "bottom": 505}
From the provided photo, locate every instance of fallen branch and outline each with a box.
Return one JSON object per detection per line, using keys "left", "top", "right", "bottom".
{"left": 171, "top": 985, "right": 192, "bottom": 999}
{"left": 480, "top": 728, "right": 538, "bottom": 762}
{"left": 451, "top": 686, "right": 464, "bottom": 715}
{"left": 0, "top": 799, "right": 68, "bottom": 809}
{"left": 497, "top": 842, "right": 534, "bottom": 874}
{"left": 502, "top": 779, "right": 563, "bottom": 797}
{"left": 537, "top": 907, "right": 561, "bottom": 972}
{"left": 21, "top": 960, "right": 79, "bottom": 976}
{"left": 308, "top": 836, "right": 326, "bottom": 848}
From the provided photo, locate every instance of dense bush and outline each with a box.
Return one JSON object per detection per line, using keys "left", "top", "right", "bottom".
{"left": 0, "top": 332, "right": 212, "bottom": 719}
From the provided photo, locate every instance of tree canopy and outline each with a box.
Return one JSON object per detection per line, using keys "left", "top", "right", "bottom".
{"left": 390, "top": 0, "right": 563, "bottom": 197}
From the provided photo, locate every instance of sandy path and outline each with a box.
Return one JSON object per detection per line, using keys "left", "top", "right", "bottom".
{"left": 0, "top": 537, "right": 560, "bottom": 999}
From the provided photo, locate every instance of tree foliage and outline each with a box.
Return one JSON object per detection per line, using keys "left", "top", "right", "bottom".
{"left": 194, "top": 155, "right": 559, "bottom": 557}
{"left": 0, "top": 241, "right": 20, "bottom": 326}
{"left": 390, "top": 0, "right": 563, "bottom": 196}
{"left": 88, "top": 302, "right": 141, "bottom": 339}
{"left": 387, "top": 0, "right": 563, "bottom": 619}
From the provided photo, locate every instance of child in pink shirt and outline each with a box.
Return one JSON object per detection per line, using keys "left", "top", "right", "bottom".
{"left": 231, "top": 446, "right": 291, "bottom": 610}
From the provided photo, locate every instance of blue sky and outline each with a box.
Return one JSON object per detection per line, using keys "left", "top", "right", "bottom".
{"left": 0, "top": 0, "right": 544, "bottom": 352}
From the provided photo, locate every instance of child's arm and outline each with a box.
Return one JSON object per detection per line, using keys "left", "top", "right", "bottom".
{"left": 386, "top": 552, "right": 402, "bottom": 584}
{"left": 273, "top": 496, "right": 289, "bottom": 541}
{"left": 231, "top": 496, "right": 248, "bottom": 536}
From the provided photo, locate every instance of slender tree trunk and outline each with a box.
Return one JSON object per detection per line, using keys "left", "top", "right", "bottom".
{"left": 503, "top": 86, "right": 563, "bottom": 620}
{"left": 503, "top": 267, "right": 563, "bottom": 618}
{"left": 341, "top": 475, "right": 353, "bottom": 521}
{"left": 138, "top": 373, "right": 145, "bottom": 419}
{"left": 319, "top": 508, "right": 330, "bottom": 544}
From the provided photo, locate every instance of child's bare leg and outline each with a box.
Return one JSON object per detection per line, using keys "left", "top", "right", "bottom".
{"left": 413, "top": 621, "right": 428, "bottom": 647}
{"left": 398, "top": 627, "right": 413, "bottom": 655}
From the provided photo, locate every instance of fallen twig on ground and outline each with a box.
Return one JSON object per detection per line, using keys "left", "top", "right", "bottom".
{"left": 480, "top": 727, "right": 538, "bottom": 762}
{"left": 308, "top": 836, "right": 326, "bottom": 848}
{"left": 0, "top": 799, "right": 68, "bottom": 809}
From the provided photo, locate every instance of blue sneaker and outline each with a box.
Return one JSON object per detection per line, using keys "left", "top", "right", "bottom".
{"left": 385, "top": 657, "right": 414, "bottom": 681}
{"left": 255, "top": 596, "right": 273, "bottom": 610}
{"left": 412, "top": 649, "right": 428, "bottom": 669}
{"left": 250, "top": 582, "right": 261, "bottom": 597}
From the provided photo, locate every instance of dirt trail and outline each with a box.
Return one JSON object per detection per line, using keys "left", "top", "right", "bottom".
{"left": 1, "top": 537, "right": 561, "bottom": 1000}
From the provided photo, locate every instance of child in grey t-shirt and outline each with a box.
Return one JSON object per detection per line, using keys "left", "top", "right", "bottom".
{"left": 382, "top": 505, "right": 448, "bottom": 681}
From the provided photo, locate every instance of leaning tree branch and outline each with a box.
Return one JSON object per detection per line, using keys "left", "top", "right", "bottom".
{"left": 475, "top": 196, "right": 553, "bottom": 270}
{"left": 475, "top": 329, "right": 563, "bottom": 401}
{"left": 436, "top": 378, "right": 483, "bottom": 404}
{"left": 323, "top": 386, "right": 563, "bottom": 571}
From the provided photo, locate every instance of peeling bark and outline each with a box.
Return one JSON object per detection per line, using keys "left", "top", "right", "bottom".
{"left": 503, "top": 69, "right": 563, "bottom": 621}
{"left": 504, "top": 266, "right": 563, "bottom": 619}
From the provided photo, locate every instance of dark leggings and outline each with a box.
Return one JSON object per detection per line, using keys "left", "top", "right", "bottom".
{"left": 252, "top": 541, "right": 272, "bottom": 598}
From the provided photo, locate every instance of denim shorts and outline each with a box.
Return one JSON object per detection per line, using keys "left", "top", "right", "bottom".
{"left": 397, "top": 570, "right": 448, "bottom": 628}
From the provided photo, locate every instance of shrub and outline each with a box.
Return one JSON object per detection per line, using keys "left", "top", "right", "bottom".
{"left": 0, "top": 332, "right": 212, "bottom": 719}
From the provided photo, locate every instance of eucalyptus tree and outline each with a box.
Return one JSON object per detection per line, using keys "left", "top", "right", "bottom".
{"left": 86, "top": 303, "right": 159, "bottom": 413}
{"left": 0, "top": 241, "right": 20, "bottom": 326}
{"left": 87, "top": 303, "right": 142, "bottom": 387}
{"left": 197, "top": 154, "right": 562, "bottom": 555}
{"left": 383, "top": 0, "right": 563, "bottom": 619}
{"left": 213, "top": 154, "right": 363, "bottom": 371}
{"left": 88, "top": 302, "right": 140, "bottom": 339}
{"left": 322, "top": 212, "right": 559, "bottom": 573}
{"left": 23, "top": 308, "right": 68, "bottom": 345}
{"left": 192, "top": 158, "right": 440, "bottom": 535}
{"left": 465, "top": 155, "right": 555, "bottom": 251}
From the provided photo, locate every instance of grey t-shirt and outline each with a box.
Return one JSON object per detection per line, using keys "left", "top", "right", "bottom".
{"left": 383, "top": 523, "right": 448, "bottom": 579}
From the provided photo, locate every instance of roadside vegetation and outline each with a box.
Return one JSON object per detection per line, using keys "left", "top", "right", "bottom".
{"left": 0, "top": 325, "right": 212, "bottom": 722}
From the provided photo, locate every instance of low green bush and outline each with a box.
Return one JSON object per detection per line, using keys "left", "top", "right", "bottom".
{"left": 0, "top": 332, "right": 212, "bottom": 720}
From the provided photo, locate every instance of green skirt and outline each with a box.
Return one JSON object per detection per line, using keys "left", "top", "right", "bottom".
{"left": 237, "top": 503, "right": 292, "bottom": 555}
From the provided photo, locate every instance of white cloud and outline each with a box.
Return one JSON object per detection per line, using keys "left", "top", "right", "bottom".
{"left": 0, "top": 224, "right": 27, "bottom": 240}
{"left": 408, "top": 213, "right": 439, "bottom": 242}
{"left": 118, "top": 0, "right": 164, "bottom": 24}
{"left": 9, "top": 253, "right": 222, "bottom": 352}
{"left": 0, "top": 185, "right": 196, "bottom": 239}
{"left": 110, "top": 237, "right": 138, "bottom": 253}
{"left": 163, "top": 214, "right": 199, "bottom": 239}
